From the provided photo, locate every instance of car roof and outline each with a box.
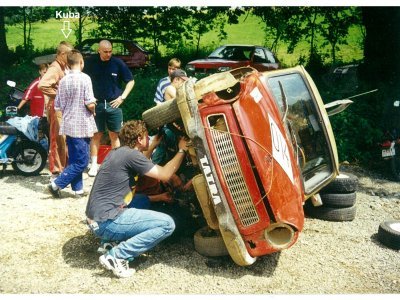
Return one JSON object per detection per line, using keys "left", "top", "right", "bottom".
{"left": 77, "top": 38, "right": 148, "bottom": 52}
{"left": 221, "top": 44, "right": 263, "bottom": 48}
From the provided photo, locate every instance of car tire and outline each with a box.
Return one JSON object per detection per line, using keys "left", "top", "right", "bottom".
{"left": 320, "top": 172, "right": 359, "bottom": 194}
{"left": 194, "top": 226, "right": 229, "bottom": 257}
{"left": 320, "top": 192, "right": 357, "bottom": 208}
{"left": 304, "top": 202, "right": 357, "bottom": 222}
{"left": 377, "top": 220, "right": 400, "bottom": 250}
{"left": 142, "top": 99, "right": 180, "bottom": 131}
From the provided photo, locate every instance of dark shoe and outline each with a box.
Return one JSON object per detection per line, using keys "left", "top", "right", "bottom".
{"left": 47, "top": 183, "right": 61, "bottom": 198}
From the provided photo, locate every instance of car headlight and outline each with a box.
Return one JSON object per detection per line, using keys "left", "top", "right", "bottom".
{"left": 264, "top": 223, "right": 296, "bottom": 249}
{"left": 217, "top": 66, "right": 232, "bottom": 72}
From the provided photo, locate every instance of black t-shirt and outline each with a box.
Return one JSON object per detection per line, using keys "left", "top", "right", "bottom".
{"left": 83, "top": 54, "right": 133, "bottom": 101}
{"left": 85, "top": 146, "right": 154, "bottom": 222}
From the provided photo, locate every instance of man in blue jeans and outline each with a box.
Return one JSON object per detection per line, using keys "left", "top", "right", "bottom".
{"left": 85, "top": 120, "right": 189, "bottom": 278}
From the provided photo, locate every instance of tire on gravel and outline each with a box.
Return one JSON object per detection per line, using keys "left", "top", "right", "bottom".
{"left": 377, "top": 220, "right": 400, "bottom": 250}
{"left": 194, "top": 226, "right": 229, "bottom": 257}
{"left": 320, "top": 192, "right": 357, "bottom": 208}
{"left": 142, "top": 99, "right": 180, "bottom": 131}
{"left": 320, "top": 172, "right": 359, "bottom": 194}
{"left": 304, "top": 202, "right": 357, "bottom": 222}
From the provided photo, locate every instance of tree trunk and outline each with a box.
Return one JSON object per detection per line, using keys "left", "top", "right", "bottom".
{"left": 0, "top": 7, "right": 8, "bottom": 65}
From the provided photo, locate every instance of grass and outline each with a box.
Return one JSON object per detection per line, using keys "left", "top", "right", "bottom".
{"left": 5, "top": 12, "right": 364, "bottom": 66}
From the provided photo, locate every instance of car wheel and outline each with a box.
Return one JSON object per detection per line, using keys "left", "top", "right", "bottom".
{"left": 142, "top": 99, "right": 180, "bottom": 131}
{"left": 377, "top": 220, "right": 400, "bottom": 250}
{"left": 194, "top": 226, "right": 229, "bottom": 257}
{"left": 320, "top": 192, "right": 357, "bottom": 208}
{"left": 304, "top": 202, "right": 357, "bottom": 222}
{"left": 320, "top": 172, "right": 359, "bottom": 193}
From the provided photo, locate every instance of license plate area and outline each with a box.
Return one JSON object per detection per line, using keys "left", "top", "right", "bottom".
{"left": 382, "top": 148, "right": 395, "bottom": 158}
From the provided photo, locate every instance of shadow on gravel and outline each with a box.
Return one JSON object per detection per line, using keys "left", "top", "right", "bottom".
{"left": 62, "top": 232, "right": 280, "bottom": 278}
{"left": 0, "top": 168, "right": 50, "bottom": 190}
{"left": 62, "top": 232, "right": 101, "bottom": 270}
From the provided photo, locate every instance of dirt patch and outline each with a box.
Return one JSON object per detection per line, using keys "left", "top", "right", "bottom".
{"left": 0, "top": 164, "right": 399, "bottom": 294}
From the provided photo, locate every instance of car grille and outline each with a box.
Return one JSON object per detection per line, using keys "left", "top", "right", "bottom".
{"left": 210, "top": 127, "right": 260, "bottom": 227}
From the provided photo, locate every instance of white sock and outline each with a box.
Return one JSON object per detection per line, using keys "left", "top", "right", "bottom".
{"left": 91, "top": 156, "right": 98, "bottom": 167}
{"left": 51, "top": 181, "right": 58, "bottom": 190}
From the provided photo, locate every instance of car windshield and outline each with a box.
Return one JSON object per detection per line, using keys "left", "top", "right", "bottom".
{"left": 266, "top": 73, "right": 334, "bottom": 194}
{"left": 208, "top": 46, "right": 253, "bottom": 61}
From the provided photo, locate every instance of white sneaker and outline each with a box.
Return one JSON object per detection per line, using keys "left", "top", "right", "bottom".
{"left": 99, "top": 249, "right": 135, "bottom": 278}
{"left": 88, "top": 164, "right": 98, "bottom": 177}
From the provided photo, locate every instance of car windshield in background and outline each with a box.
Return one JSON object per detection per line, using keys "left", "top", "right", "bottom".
{"left": 208, "top": 46, "right": 254, "bottom": 61}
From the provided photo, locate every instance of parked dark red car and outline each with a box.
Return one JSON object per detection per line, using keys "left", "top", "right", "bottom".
{"left": 76, "top": 38, "right": 151, "bottom": 69}
{"left": 186, "top": 44, "right": 280, "bottom": 77}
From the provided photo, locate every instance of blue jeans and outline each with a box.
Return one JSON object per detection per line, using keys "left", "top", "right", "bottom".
{"left": 55, "top": 136, "right": 90, "bottom": 191}
{"left": 95, "top": 208, "right": 175, "bottom": 260}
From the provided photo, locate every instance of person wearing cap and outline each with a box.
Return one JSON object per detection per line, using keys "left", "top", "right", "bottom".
{"left": 163, "top": 69, "right": 189, "bottom": 102}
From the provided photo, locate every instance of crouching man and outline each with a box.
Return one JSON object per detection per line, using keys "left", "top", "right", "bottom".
{"left": 85, "top": 120, "right": 189, "bottom": 278}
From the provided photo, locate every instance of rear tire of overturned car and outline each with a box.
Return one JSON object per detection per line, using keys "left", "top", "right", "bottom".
{"left": 320, "top": 172, "right": 359, "bottom": 194}
{"left": 142, "top": 99, "right": 180, "bottom": 131}
{"left": 304, "top": 202, "right": 357, "bottom": 222}
{"left": 194, "top": 227, "right": 229, "bottom": 257}
{"left": 377, "top": 220, "right": 400, "bottom": 250}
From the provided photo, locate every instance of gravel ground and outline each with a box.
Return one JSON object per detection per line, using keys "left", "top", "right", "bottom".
{"left": 0, "top": 164, "right": 399, "bottom": 295}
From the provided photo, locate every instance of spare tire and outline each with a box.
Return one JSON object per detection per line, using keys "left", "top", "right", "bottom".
{"left": 377, "top": 220, "right": 400, "bottom": 250}
{"left": 320, "top": 172, "right": 359, "bottom": 194}
{"left": 304, "top": 202, "right": 357, "bottom": 222}
{"left": 320, "top": 192, "right": 357, "bottom": 208}
{"left": 142, "top": 99, "right": 180, "bottom": 131}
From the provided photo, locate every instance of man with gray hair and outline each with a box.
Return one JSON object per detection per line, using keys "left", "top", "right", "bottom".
{"left": 84, "top": 40, "right": 135, "bottom": 177}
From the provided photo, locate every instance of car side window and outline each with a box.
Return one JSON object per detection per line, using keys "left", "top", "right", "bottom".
{"left": 266, "top": 50, "right": 276, "bottom": 64}
{"left": 82, "top": 42, "right": 98, "bottom": 55}
{"left": 253, "top": 48, "right": 267, "bottom": 63}
{"left": 112, "top": 42, "right": 129, "bottom": 56}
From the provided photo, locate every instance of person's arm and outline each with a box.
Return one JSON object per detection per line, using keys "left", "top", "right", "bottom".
{"left": 17, "top": 99, "right": 28, "bottom": 110}
{"left": 148, "top": 192, "right": 173, "bottom": 204}
{"left": 144, "top": 136, "right": 188, "bottom": 182}
{"left": 86, "top": 103, "right": 96, "bottom": 115}
{"left": 164, "top": 85, "right": 176, "bottom": 102}
{"left": 110, "top": 79, "right": 135, "bottom": 108}
{"left": 38, "top": 65, "right": 59, "bottom": 99}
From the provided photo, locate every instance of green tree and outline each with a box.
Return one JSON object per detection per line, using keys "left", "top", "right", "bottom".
{"left": 251, "top": 6, "right": 295, "bottom": 53}
{"left": 0, "top": 7, "right": 8, "bottom": 65}
{"left": 183, "top": 7, "right": 244, "bottom": 55}
{"left": 6, "top": 7, "right": 52, "bottom": 54}
{"left": 319, "top": 7, "right": 358, "bottom": 64}
{"left": 92, "top": 7, "right": 188, "bottom": 63}
{"left": 71, "top": 7, "right": 95, "bottom": 45}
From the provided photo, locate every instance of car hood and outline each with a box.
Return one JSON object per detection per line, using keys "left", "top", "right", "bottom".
{"left": 188, "top": 58, "right": 249, "bottom": 65}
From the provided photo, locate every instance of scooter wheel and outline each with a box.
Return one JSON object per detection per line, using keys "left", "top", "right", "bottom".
{"left": 11, "top": 141, "right": 47, "bottom": 176}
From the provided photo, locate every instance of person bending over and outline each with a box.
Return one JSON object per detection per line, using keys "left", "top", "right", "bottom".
{"left": 85, "top": 120, "right": 189, "bottom": 278}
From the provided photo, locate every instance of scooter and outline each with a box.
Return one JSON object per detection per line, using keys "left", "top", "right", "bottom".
{"left": 380, "top": 100, "right": 400, "bottom": 181}
{"left": 0, "top": 81, "right": 47, "bottom": 176}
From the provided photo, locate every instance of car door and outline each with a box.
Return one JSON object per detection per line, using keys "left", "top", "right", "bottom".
{"left": 261, "top": 66, "right": 340, "bottom": 198}
{"left": 251, "top": 47, "right": 280, "bottom": 71}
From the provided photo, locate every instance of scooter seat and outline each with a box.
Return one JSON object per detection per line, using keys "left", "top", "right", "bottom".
{"left": 0, "top": 122, "right": 18, "bottom": 135}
